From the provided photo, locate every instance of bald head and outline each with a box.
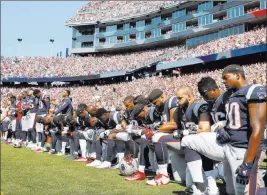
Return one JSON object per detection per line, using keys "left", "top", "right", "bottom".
{"left": 87, "top": 105, "right": 97, "bottom": 116}
{"left": 176, "top": 86, "right": 194, "bottom": 97}
{"left": 176, "top": 86, "right": 195, "bottom": 108}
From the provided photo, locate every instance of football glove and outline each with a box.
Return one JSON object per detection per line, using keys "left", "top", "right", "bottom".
{"left": 140, "top": 128, "right": 154, "bottom": 139}
{"left": 211, "top": 120, "right": 227, "bottom": 132}
{"left": 216, "top": 128, "right": 230, "bottom": 144}
{"left": 235, "top": 162, "right": 253, "bottom": 185}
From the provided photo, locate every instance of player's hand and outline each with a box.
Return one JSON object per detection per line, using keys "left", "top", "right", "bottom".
{"left": 126, "top": 125, "right": 133, "bottom": 133}
{"left": 141, "top": 128, "right": 153, "bottom": 139}
{"left": 110, "top": 129, "right": 119, "bottom": 134}
{"left": 235, "top": 162, "right": 253, "bottom": 185}
{"left": 216, "top": 128, "right": 230, "bottom": 144}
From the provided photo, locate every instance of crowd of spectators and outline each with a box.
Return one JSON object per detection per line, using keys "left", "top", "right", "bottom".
{"left": 2, "top": 62, "right": 265, "bottom": 110}
{"left": 1, "top": 26, "right": 266, "bottom": 79}
{"left": 67, "top": 1, "right": 183, "bottom": 24}
{"left": 162, "top": 26, "right": 266, "bottom": 63}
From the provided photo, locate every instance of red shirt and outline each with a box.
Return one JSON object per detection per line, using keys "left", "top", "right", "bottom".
{"left": 16, "top": 101, "right": 22, "bottom": 120}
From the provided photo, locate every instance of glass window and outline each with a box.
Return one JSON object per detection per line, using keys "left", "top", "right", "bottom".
{"left": 198, "top": 14, "right": 212, "bottom": 26}
{"left": 198, "top": 1, "right": 213, "bottom": 12}
{"left": 136, "top": 32, "right": 145, "bottom": 40}
{"left": 260, "top": 0, "right": 267, "bottom": 9}
{"left": 227, "top": 5, "right": 244, "bottom": 19}
{"left": 136, "top": 20, "right": 145, "bottom": 28}
{"left": 172, "top": 9, "right": 186, "bottom": 19}
{"left": 152, "top": 16, "right": 161, "bottom": 25}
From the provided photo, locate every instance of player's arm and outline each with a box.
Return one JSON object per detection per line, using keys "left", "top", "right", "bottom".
{"left": 159, "top": 108, "right": 178, "bottom": 132}
{"left": 196, "top": 103, "right": 211, "bottom": 133}
{"left": 54, "top": 99, "right": 71, "bottom": 115}
{"left": 197, "top": 112, "right": 211, "bottom": 133}
{"left": 245, "top": 101, "right": 267, "bottom": 163}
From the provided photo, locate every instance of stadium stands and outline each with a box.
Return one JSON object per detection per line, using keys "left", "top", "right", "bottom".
{"left": 1, "top": 26, "right": 266, "bottom": 79}
{"left": 67, "top": 1, "right": 184, "bottom": 24}
{"left": 2, "top": 62, "right": 265, "bottom": 109}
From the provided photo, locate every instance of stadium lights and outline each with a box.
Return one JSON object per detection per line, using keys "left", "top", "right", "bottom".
{"left": 17, "top": 38, "right": 22, "bottom": 56}
{"left": 50, "top": 39, "right": 54, "bottom": 56}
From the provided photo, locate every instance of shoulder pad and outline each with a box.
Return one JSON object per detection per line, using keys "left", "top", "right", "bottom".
{"left": 246, "top": 85, "right": 266, "bottom": 101}
{"left": 193, "top": 101, "right": 208, "bottom": 118}
{"left": 168, "top": 96, "right": 178, "bottom": 110}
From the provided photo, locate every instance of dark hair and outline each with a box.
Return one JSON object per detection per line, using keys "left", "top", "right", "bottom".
{"left": 33, "top": 89, "right": 41, "bottom": 96}
{"left": 134, "top": 95, "right": 150, "bottom": 105}
{"left": 76, "top": 103, "right": 87, "bottom": 115}
{"left": 130, "top": 103, "right": 145, "bottom": 120}
{"left": 222, "top": 64, "right": 246, "bottom": 79}
{"left": 10, "top": 95, "right": 16, "bottom": 100}
{"left": 197, "top": 77, "right": 218, "bottom": 95}
{"left": 95, "top": 108, "right": 108, "bottom": 119}
{"left": 148, "top": 89, "right": 163, "bottom": 102}
{"left": 65, "top": 90, "right": 70, "bottom": 96}
{"left": 124, "top": 95, "right": 134, "bottom": 102}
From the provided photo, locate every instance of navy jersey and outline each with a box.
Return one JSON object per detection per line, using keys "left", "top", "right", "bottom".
{"left": 145, "top": 106, "right": 161, "bottom": 125}
{"left": 124, "top": 109, "right": 131, "bottom": 123}
{"left": 211, "top": 90, "right": 232, "bottom": 123}
{"left": 76, "top": 113, "right": 91, "bottom": 130}
{"left": 38, "top": 94, "right": 50, "bottom": 115}
{"left": 107, "top": 111, "right": 124, "bottom": 129}
{"left": 10, "top": 102, "right": 17, "bottom": 120}
{"left": 181, "top": 101, "right": 209, "bottom": 131}
{"left": 162, "top": 96, "right": 178, "bottom": 123}
{"left": 28, "top": 95, "right": 39, "bottom": 113}
{"left": 21, "top": 97, "right": 29, "bottom": 116}
{"left": 225, "top": 84, "right": 267, "bottom": 148}
{"left": 54, "top": 98, "right": 73, "bottom": 116}
{"left": 50, "top": 114, "right": 70, "bottom": 131}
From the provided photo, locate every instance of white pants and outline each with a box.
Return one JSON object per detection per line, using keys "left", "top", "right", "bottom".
{"left": 11, "top": 119, "right": 17, "bottom": 132}
{"left": 116, "top": 132, "right": 129, "bottom": 142}
{"left": 28, "top": 113, "right": 37, "bottom": 130}
{"left": 182, "top": 132, "right": 265, "bottom": 195}
{"left": 21, "top": 116, "right": 29, "bottom": 132}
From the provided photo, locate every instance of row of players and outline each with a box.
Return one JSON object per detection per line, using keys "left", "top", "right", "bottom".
{"left": 1, "top": 64, "right": 266, "bottom": 195}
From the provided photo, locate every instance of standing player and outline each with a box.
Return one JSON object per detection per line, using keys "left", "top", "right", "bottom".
{"left": 33, "top": 89, "right": 50, "bottom": 151}
{"left": 181, "top": 64, "right": 267, "bottom": 195}
{"left": 26, "top": 89, "right": 39, "bottom": 149}
{"left": 21, "top": 91, "right": 30, "bottom": 145}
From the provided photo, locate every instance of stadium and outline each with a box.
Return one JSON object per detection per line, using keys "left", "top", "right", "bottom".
{"left": 1, "top": 1, "right": 267, "bottom": 195}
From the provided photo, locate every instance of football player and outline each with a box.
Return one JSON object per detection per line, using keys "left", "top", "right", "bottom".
{"left": 175, "top": 86, "right": 219, "bottom": 194}
{"left": 92, "top": 108, "right": 128, "bottom": 169}
{"left": 125, "top": 103, "right": 161, "bottom": 181}
{"left": 145, "top": 89, "right": 180, "bottom": 186}
{"left": 33, "top": 89, "right": 50, "bottom": 151}
{"left": 181, "top": 64, "right": 267, "bottom": 195}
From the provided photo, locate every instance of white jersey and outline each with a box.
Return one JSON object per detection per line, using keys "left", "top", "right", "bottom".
{"left": 1, "top": 107, "right": 8, "bottom": 120}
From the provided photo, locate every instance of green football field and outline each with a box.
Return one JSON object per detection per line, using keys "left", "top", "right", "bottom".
{"left": 1, "top": 143, "right": 266, "bottom": 195}
{"left": 1, "top": 143, "right": 186, "bottom": 195}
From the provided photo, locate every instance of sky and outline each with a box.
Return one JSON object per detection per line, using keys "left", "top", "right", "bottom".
{"left": 1, "top": 1, "right": 86, "bottom": 57}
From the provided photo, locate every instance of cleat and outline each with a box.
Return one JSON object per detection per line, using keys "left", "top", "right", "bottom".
{"left": 48, "top": 149, "right": 57, "bottom": 155}
{"left": 96, "top": 161, "right": 111, "bottom": 169}
{"left": 74, "top": 157, "right": 87, "bottom": 162}
{"left": 125, "top": 171, "right": 146, "bottom": 181}
{"left": 56, "top": 152, "right": 65, "bottom": 156}
{"left": 65, "top": 154, "right": 79, "bottom": 160}
{"left": 146, "top": 174, "right": 170, "bottom": 186}
{"left": 85, "top": 157, "right": 95, "bottom": 164}
{"left": 87, "top": 160, "right": 102, "bottom": 167}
